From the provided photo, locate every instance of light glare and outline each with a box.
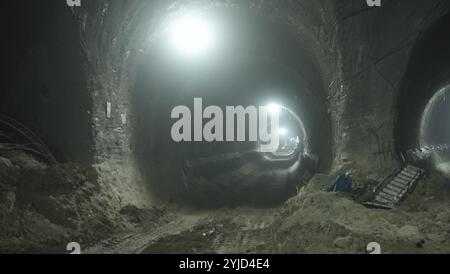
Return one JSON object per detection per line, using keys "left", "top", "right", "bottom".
{"left": 278, "top": 128, "right": 288, "bottom": 136}
{"left": 167, "top": 13, "right": 216, "bottom": 58}
{"left": 266, "top": 103, "right": 282, "bottom": 115}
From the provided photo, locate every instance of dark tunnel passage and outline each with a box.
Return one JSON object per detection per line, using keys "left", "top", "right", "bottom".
{"left": 396, "top": 12, "right": 450, "bottom": 174}
{"left": 0, "top": 1, "right": 94, "bottom": 164}
{"left": 132, "top": 9, "right": 331, "bottom": 207}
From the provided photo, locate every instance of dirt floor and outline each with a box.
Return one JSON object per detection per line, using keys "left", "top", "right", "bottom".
{"left": 1, "top": 151, "right": 450, "bottom": 254}
{"left": 87, "top": 172, "right": 450, "bottom": 254}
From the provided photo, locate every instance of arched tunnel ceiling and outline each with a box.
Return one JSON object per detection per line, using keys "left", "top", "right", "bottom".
{"left": 75, "top": 0, "right": 336, "bottom": 94}
{"left": 129, "top": 5, "right": 333, "bottom": 206}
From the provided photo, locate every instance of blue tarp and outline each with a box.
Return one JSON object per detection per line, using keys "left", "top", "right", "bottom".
{"left": 329, "top": 173, "right": 352, "bottom": 193}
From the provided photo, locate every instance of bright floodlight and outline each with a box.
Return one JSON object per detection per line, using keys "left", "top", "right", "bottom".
{"left": 266, "top": 103, "right": 282, "bottom": 115}
{"left": 167, "top": 12, "right": 216, "bottom": 58}
{"left": 278, "top": 128, "right": 288, "bottom": 136}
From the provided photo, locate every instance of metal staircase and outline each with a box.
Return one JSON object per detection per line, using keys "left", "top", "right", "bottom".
{"left": 364, "top": 165, "right": 425, "bottom": 209}
{"left": 362, "top": 143, "right": 446, "bottom": 209}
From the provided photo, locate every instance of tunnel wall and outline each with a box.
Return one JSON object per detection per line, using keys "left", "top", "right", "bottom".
{"left": 72, "top": 0, "right": 158, "bottom": 207}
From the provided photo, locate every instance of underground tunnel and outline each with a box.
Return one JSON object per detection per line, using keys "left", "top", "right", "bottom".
{"left": 1, "top": 0, "right": 450, "bottom": 255}
{"left": 132, "top": 8, "right": 331, "bottom": 207}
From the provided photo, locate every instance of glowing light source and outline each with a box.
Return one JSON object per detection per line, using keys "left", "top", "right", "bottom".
{"left": 278, "top": 128, "right": 288, "bottom": 136}
{"left": 166, "top": 12, "right": 216, "bottom": 58}
{"left": 266, "top": 103, "right": 282, "bottom": 115}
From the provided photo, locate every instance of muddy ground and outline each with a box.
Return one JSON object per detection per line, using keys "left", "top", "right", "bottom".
{"left": 1, "top": 151, "right": 449, "bottom": 254}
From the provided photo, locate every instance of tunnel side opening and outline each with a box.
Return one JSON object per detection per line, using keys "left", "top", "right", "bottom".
{"left": 419, "top": 85, "right": 450, "bottom": 175}
{"left": 131, "top": 8, "right": 331, "bottom": 208}
{"left": 0, "top": 0, "right": 94, "bottom": 164}
{"left": 395, "top": 12, "right": 450, "bottom": 174}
